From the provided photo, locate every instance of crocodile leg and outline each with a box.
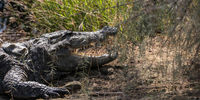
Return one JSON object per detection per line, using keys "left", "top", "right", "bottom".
{"left": 3, "top": 67, "right": 68, "bottom": 99}
{"left": 0, "top": 51, "right": 68, "bottom": 99}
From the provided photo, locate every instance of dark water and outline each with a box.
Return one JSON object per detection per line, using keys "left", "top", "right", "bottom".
{"left": 0, "top": 0, "right": 4, "bottom": 12}
{"left": 0, "top": 17, "right": 7, "bottom": 33}
{"left": 0, "top": 0, "right": 6, "bottom": 33}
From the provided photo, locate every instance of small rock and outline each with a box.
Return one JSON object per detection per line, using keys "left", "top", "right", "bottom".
{"left": 9, "top": 17, "right": 16, "bottom": 23}
{"left": 109, "top": 74, "right": 115, "bottom": 79}
{"left": 108, "top": 67, "right": 114, "bottom": 73}
{"left": 101, "top": 67, "right": 115, "bottom": 75}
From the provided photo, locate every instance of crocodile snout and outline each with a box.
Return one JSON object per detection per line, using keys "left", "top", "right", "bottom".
{"left": 101, "top": 26, "right": 118, "bottom": 36}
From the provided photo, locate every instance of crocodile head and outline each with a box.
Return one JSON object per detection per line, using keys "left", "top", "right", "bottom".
{"left": 42, "top": 26, "right": 118, "bottom": 71}
{"left": 40, "top": 26, "right": 116, "bottom": 53}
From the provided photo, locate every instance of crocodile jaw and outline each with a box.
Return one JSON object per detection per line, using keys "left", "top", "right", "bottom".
{"left": 44, "top": 26, "right": 118, "bottom": 71}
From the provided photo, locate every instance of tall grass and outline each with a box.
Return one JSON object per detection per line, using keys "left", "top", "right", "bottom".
{"left": 32, "top": 0, "right": 130, "bottom": 33}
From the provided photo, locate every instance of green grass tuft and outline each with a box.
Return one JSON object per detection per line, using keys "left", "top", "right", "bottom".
{"left": 32, "top": 0, "right": 130, "bottom": 33}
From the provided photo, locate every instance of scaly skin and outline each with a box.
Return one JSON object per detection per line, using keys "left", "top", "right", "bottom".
{"left": 0, "top": 26, "right": 118, "bottom": 99}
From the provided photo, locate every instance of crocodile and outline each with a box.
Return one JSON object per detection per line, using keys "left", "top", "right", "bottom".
{"left": 0, "top": 26, "right": 118, "bottom": 99}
